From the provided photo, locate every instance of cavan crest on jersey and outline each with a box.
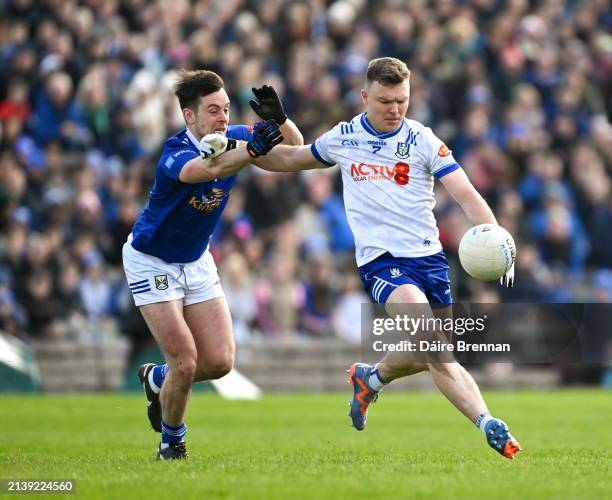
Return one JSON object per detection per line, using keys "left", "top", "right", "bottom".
{"left": 310, "top": 113, "right": 460, "bottom": 266}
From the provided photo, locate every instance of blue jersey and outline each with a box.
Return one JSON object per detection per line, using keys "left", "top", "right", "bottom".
{"left": 131, "top": 125, "right": 253, "bottom": 263}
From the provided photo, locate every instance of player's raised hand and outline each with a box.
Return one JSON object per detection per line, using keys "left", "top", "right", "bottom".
{"left": 246, "top": 120, "right": 283, "bottom": 158}
{"left": 249, "top": 85, "right": 287, "bottom": 125}
{"left": 500, "top": 264, "right": 515, "bottom": 288}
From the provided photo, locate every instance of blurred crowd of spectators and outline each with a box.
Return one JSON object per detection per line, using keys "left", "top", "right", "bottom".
{"left": 0, "top": 0, "right": 610, "bottom": 353}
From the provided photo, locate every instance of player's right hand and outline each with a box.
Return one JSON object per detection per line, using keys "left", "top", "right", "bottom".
{"left": 247, "top": 120, "right": 283, "bottom": 158}
{"left": 500, "top": 264, "right": 515, "bottom": 288}
{"left": 199, "top": 133, "right": 237, "bottom": 160}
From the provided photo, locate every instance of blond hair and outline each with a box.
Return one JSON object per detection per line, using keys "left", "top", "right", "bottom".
{"left": 366, "top": 57, "right": 411, "bottom": 87}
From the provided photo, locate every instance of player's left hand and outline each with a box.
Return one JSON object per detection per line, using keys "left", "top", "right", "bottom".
{"left": 249, "top": 85, "right": 287, "bottom": 125}
{"left": 246, "top": 120, "right": 283, "bottom": 158}
{"left": 500, "top": 264, "right": 515, "bottom": 288}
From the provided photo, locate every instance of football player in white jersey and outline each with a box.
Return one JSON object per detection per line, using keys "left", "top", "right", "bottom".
{"left": 207, "top": 57, "right": 520, "bottom": 459}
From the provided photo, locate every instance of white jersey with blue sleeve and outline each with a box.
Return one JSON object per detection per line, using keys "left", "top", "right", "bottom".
{"left": 310, "top": 113, "right": 460, "bottom": 267}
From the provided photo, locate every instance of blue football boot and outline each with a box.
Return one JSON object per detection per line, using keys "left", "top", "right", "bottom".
{"left": 484, "top": 418, "right": 522, "bottom": 459}
{"left": 347, "top": 363, "right": 379, "bottom": 431}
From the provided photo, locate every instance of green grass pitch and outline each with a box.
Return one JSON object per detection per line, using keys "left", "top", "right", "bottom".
{"left": 1, "top": 390, "right": 610, "bottom": 499}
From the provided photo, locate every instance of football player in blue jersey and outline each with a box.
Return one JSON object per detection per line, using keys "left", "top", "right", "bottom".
{"left": 123, "top": 70, "right": 303, "bottom": 460}
{"left": 201, "top": 58, "right": 521, "bottom": 459}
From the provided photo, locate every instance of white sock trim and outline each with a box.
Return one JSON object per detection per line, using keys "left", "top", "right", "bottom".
{"left": 368, "top": 364, "right": 387, "bottom": 392}
{"left": 477, "top": 414, "right": 495, "bottom": 434}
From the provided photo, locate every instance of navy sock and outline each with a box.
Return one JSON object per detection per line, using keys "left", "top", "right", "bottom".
{"left": 161, "top": 421, "right": 187, "bottom": 445}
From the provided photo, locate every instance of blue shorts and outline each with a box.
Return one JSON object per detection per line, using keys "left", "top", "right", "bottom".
{"left": 359, "top": 251, "right": 452, "bottom": 306}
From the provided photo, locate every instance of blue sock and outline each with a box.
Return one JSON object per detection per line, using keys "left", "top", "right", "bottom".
{"left": 161, "top": 421, "right": 187, "bottom": 446}
{"left": 149, "top": 364, "right": 168, "bottom": 392}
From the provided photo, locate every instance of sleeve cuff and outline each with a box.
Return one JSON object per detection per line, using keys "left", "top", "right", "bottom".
{"left": 433, "top": 162, "right": 460, "bottom": 179}
{"left": 310, "top": 143, "right": 336, "bottom": 167}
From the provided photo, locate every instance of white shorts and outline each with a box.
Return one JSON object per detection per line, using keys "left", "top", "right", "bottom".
{"left": 122, "top": 235, "right": 224, "bottom": 307}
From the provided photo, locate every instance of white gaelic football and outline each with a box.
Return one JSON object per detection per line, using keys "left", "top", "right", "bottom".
{"left": 458, "top": 224, "right": 516, "bottom": 281}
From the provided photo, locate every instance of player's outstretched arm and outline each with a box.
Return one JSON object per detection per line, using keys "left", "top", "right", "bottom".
{"left": 441, "top": 168, "right": 515, "bottom": 287}
{"left": 179, "top": 147, "right": 252, "bottom": 183}
{"left": 180, "top": 121, "right": 284, "bottom": 183}
{"left": 440, "top": 168, "right": 497, "bottom": 225}
{"left": 253, "top": 145, "right": 325, "bottom": 173}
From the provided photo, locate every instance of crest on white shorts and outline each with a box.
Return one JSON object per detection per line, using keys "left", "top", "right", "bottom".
{"left": 154, "top": 274, "right": 169, "bottom": 290}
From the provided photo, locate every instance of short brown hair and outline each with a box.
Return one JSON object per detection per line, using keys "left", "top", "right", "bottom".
{"left": 366, "top": 57, "right": 411, "bottom": 87}
{"left": 173, "top": 70, "right": 225, "bottom": 110}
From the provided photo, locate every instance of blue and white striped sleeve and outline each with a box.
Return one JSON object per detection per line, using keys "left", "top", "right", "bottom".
{"left": 311, "top": 125, "right": 340, "bottom": 167}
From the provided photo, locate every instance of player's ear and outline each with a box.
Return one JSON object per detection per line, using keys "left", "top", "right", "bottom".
{"left": 361, "top": 88, "right": 368, "bottom": 105}
{"left": 183, "top": 107, "right": 196, "bottom": 125}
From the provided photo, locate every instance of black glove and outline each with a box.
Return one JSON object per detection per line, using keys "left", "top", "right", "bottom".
{"left": 246, "top": 120, "right": 283, "bottom": 158}
{"left": 249, "top": 85, "right": 287, "bottom": 125}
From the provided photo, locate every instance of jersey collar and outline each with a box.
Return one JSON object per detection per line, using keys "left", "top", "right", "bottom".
{"left": 185, "top": 128, "right": 202, "bottom": 152}
{"left": 360, "top": 113, "right": 404, "bottom": 139}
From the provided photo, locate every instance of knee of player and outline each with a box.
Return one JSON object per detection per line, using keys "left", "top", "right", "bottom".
{"left": 205, "top": 354, "right": 234, "bottom": 380}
